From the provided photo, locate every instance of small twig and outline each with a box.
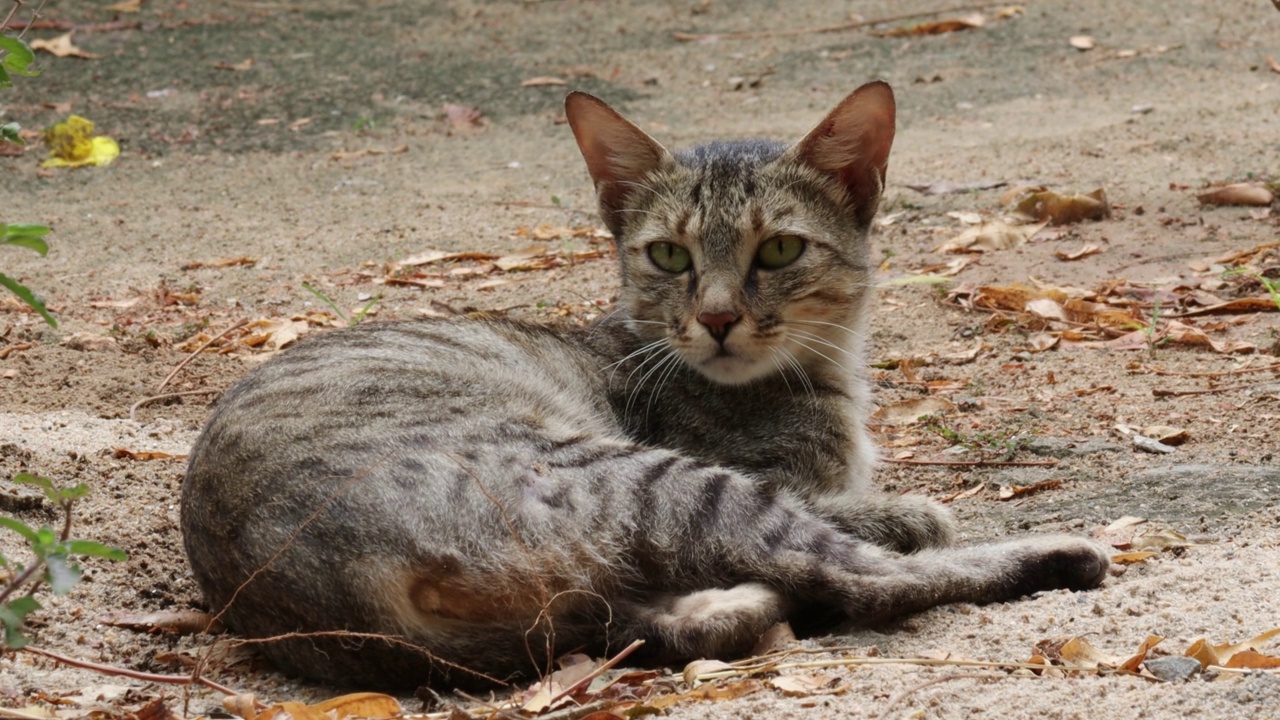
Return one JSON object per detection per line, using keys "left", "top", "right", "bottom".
{"left": 876, "top": 673, "right": 1003, "bottom": 720}
{"left": 673, "top": 1, "right": 1008, "bottom": 41}
{"left": 156, "top": 318, "right": 248, "bottom": 392}
{"left": 1151, "top": 362, "right": 1280, "bottom": 378}
{"left": 545, "top": 639, "right": 645, "bottom": 708}
{"left": 129, "top": 389, "right": 221, "bottom": 422}
{"left": 884, "top": 458, "right": 1058, "bottom": 468}
{"left": 1152, "top": 382, "right": 1270, "bottom": 398}
{"left": 14, "top": 0, "right": 47, "bottom": 40}
{"left": 21, "top": 645, "right": 246, "bottom": 697}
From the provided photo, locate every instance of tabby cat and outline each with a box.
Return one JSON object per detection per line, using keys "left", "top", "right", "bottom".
{"left": 181, "top": 81, "right": 1110, "bottom": 690}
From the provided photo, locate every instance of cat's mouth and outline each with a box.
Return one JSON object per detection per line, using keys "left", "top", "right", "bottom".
{"left": 687, "top": 344, "right": 773, "bottom": 385}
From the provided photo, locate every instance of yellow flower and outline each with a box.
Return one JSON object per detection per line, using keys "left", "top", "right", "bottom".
{"left": 42, "top": 115, "right": 120, "bottom": 168}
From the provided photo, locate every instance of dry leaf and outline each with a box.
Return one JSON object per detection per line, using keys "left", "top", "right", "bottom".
{"left": 870, "top": 397, "right": 956, "bottom": 426}
{"left": 934, "top": 221, "right": 1046, "bottom": 253}
{"left": 1055, "top": 243, "right": 1102, "bottom": 261}
{"left": 213, "top": 58, "right": 255, "bottom": 71}
{"left": 30, "top": 32, "right": 101, "bottom": 59}
{"left": 521, "top": 76, "right": 568, "bottom": 87}
{"left": 330, "top": 145, "right": 408, "bottom": 161}
{"left": 181, "top": 257, "right": 258, "bottom": 270}
{"left": 1164, "top": 319, "right": 1255, "bottom": 354}
{"left": 107, "top": 0, "right": 143, "bottom": 11}
{"left": 61, "top": 332, "right": 117, "bottom": 352}
{"left": 768, "top": 673, "right": 842, "bottom": 697}
{"left": 1130, "top": 527, "right": 1189, "bottom": 551}
{"left": 1119, "top": 635, "right": 1164, "bottom": 673}
{"left": 997, "top": 478, "right": 1062, "bottom": 500}
{"left": 394, "top": 249, "right": 499, "bottom": 268}
{"left": 1196, "top": 183, "right": 1274, "bottom": 207}
{"left": 1110, "top": 551, "right": 1157, "bottom": 565}
{"left": 1140, "top": 425, "right": 1189, "bottom": 445}
{"left": 522, "top": 654, "right": 598, "bottom": 713}
{"left": 444, "top": 103, "right": 485, "bottom": 129}
{"left": 683, "top": 659, "right": 735, "bottom": 686}
{"left": 101, "top": 609, "right": 223, "bottom": 634}
{"left": 1267, "top": 55, "right": 1280, "bottom": 73}
{"left": 1014, "top": 188, "right": 1110, "bottom": 225}
{"left": 1069, "top": 35, "right": 1096, "bottom": 50}
{"left": 874, "top": 13, "right": 985, "bottom": 37}
{"left": 113, "top": 448, "right": 183, "bottom": 461}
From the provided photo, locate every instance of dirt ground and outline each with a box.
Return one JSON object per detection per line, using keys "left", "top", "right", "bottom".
{"left": 3, "top": 0, "right": 1280, "bottom": 717}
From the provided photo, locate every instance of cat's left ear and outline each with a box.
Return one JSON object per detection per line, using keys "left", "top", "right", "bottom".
{"left": 565, "top": 92, "right": 671, "bottom": 238}
{"left": 791, "top": 81, "right": 896, "bottom": 227}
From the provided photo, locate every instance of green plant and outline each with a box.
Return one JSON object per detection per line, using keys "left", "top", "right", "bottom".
{"left": 302, "top": 281, "right": 380, "bottom": 326}
{"left": 1, "top": 474, "right": 127, "bottom": 651}
{"left": 3, "top": 12, "right": 56, "bottom": 327}
{"left": 1, "top": 223, "right": 56, "bottom": 326}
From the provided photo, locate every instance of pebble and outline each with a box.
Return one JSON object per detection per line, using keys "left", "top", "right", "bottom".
{"left": 1145, "top": 656, "right": 1202, "bottom": 682}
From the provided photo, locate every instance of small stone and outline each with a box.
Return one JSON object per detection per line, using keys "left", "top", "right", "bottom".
{"left": 1145, "top": 656, "right": 1202, "bottom": 682}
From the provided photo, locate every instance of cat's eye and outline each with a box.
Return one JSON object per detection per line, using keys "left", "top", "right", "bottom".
{"left": 647, "top": 241, "right": 692, "bottom": 273}
{"left": 756, "top": 234, "right": 805, "bottom": 269}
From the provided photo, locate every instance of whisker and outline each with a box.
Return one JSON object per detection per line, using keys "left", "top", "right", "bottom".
{"left": 779, "top": 347, "right": 816, "bottom": 398}
{"left": 789, "top": 337, "right": 850, "bottom": 376}
{"left": 788, "top": 329, "right": 860, "bottom": 361}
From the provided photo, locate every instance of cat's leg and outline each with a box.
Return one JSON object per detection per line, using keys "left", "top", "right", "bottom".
{"left": 620, "top": 451, "right": 1110, "bottom": 629}
{"left": 807, "top": 492, "right": 957, "bottom": 553}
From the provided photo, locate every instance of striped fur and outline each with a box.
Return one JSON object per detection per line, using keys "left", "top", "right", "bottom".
{"left": 181, "top": 82, "right": 1109, "bottom": 690}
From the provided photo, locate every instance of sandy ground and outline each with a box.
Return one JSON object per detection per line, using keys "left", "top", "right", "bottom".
{"left": 3, "top": 0, "right": 1280, "bottom": 717}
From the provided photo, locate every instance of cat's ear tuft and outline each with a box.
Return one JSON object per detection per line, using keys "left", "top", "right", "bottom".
{"left": 565, "top": 92, "right": 670, "bottom": 237}
{"left": 793, "top": 81, "right": 896, "bottom": 226}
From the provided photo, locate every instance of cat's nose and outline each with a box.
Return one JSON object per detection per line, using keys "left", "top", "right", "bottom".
{"left": 697, "top": 310, "right": 740, "bottom": 343}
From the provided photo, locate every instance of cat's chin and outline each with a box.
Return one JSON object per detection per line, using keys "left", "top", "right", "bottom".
{"left": 690, "top": 353, "right": 777, "bottom": 386}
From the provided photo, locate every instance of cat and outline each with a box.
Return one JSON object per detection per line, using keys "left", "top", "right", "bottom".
{"left": 180, "top": 81, "right": 1111, "bottom": 691}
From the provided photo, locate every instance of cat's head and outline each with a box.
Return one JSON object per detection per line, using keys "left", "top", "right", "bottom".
{"left": 565, "top": 82, "right": 895, "bottom": 386}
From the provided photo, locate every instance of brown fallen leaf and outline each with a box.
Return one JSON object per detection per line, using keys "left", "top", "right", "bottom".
{"left": 181, "top": 256, "right": 258, "bottom": 270}
{"left": 997, "top": 478, "right": 1062, "bottom": 500}
{"left": 330, "top": 145, "right": 409, "bottom": 161}
{"left": 234, "top": 693, "right": 401, "bottom": 720}
{"left": 1186, "top": 627, "right": 1280, "bottom": 669}
{"left": 1055, "top": 243, "right": 1102, "bottom": 261}
{"left": 1196, "top": 183, "right": 1274, "bottom": 207}
{"left": 521, "top": 76, "right": 568, "bottom": 87}
{"left": 1140, "top": 424, "right": 1189, "bottom": 445}
{"left": 1014, "top": 188, "right": 1110, "bottom": 225}
{"left": 522, "top": 653, "right": 598, "bottom": 713}
{"left": 213, "top": 58, "right": 255, "bottom": 71}
{"left": 1268, "top": 55, "right": 1280, "bottom": 74}
{"left": 61, "top": 332, "right": 117, "bottom": 352}
{"left": 29, "top": 32, "right": 101, "bottom": 59}
{"left": 933, "top": 220, "right": 1047, "bottom": 253}
{"left": 444, "top": 103, "right": 485, "bottom": 130}
{"left": 113, "top": 448, "right": 184, "bottom": 461}
{"left": 767, "top": 673, "right": 844, "bottom": 697}
{"left": 1109, "top": 550, "right": 1157, "bottom": 565}
{"left": 394, "top": 249, "right": 500, "bottom": 268}
{"left": 873, "top": 13, "right": 985, "bottom": 37}
{"left": 870, "top": 397, "right": 956, "bottom": 426}
{"left": 101, "top": 609, "right": 224, "bottom": 634}
{"left": 904, "top": 179, "right": 1006, "bottom": 195}
{"left": 106, "top": 0, "right": 143, "bottom": 11}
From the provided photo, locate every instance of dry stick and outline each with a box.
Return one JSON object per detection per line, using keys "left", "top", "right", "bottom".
{"left": 21, "top": 645, "right": 244, "bottom": 696}
{"left": 1152, "top": 382, "right": 1269, "bottom": 398}
{"left": 13, "top": 0, "right": 46, "bottom": 40}
{"left": 129, "top": 388, "right": 221, "bottom": 422}
{"left": 875, "top": 673, "right": 1004, "bottom": 720}
{"left": 1152, "top": 362, "right": 1280, "bottom": 378}
{"left": 672, "top": 1, "right": 1009, "bottom": 41}
{"left": 884, "top": 458, "right": 1057, "bottom": 468}
{"left": 544, "top": 639, "right": 646, "bottom": 708}
{"left": 155, "top": 317, "right": 248, "bottom": 393}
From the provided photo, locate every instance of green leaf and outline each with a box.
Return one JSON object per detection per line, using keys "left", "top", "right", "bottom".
{"left": 0, "top": 65, "right": 11, "bottom": 89}
{"left": 1, "top": 122, "right": 21, "bottom": 145}
{"left": 57, "top": 483, "right": 90, "bottom": 501}
{"left": 0, "top": 516, "right": 39, "bottom": 543}
{"left": 0, "top": 35, "right": 40, "bottom": 78}
{"left": 0, "top": 595, "right": 41, "bottom": 650}
{"left": 66, "top": 540, "right": 127, "bottom": 562}
{"left": 44, "top": 554, "right": 83, "bottom": 595}
{"left": 1, "top": 224, "right": 51, "bottom": 255}
{"left": 0, "top": 272, "right": 57, "bottom": 327}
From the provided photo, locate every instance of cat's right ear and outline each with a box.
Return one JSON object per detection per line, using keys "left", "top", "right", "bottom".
{"left": 565, "top": 92, "right": 670, "bottom": 237}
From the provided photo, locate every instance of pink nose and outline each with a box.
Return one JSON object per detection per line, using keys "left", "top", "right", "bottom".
{"left": 697, "top": 311, "right": 740, "bottom": 342}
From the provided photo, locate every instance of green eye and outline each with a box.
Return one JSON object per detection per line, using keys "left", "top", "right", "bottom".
{"left": 756, "top": 234, "right": 805, "bottom": 269}
{"left": 647, "top": 241, "right": 692, "bottom": 273}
